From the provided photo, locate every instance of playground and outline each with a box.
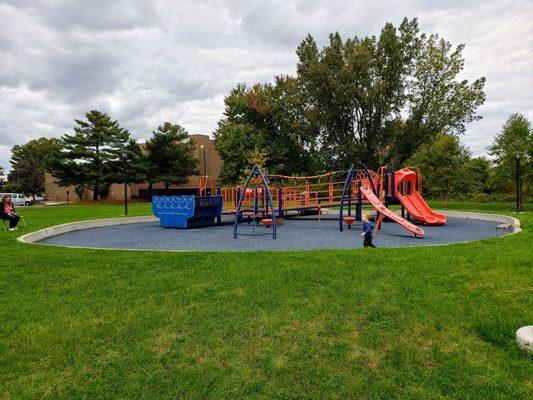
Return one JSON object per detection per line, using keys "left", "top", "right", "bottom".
{"left": 39, "top": 215, "right": 507, "bottom": 251}
{"left": 33, "top": 165, "right": 518, "bottom": 251}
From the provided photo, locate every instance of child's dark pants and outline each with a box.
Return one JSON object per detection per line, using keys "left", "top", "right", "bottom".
{"left": 364, "top": 234, "right": 376, "bottom": 248}
{"left": 3, "top": 214, "right": 20, "bottom": 229}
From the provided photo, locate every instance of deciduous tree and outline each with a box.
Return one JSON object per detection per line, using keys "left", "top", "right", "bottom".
{"left": 215, "top": 77, "right": 319, "bottom": 184}
{"left": 488, "top": 113, "right": 532, "bottom": 199}
{"left": 407, "top": 134, "right": 471, "bottom": 204}
{"left": 295, "top": 18, "right": 485, "bottom": 170}
{"left": 0, "top": 167, "right": 5, "bottom": 191}
{"left": 8, "top": 137, "right": 62, "bottom": 200}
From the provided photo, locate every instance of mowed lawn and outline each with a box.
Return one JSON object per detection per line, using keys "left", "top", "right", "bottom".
{"left": 1, "top": 202, "right": 532, "bottom": 399}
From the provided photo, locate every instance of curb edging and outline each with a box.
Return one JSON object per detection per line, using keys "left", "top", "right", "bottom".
{"left": 17, "top": 211, "right": 521, "bottom": 246}
{"left": 17, "top": 215, "right": 158, "bottom": 244}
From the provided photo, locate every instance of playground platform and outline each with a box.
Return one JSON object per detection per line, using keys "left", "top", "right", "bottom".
{"left": 38, "top": 215, "right": 504, "bottom": 252}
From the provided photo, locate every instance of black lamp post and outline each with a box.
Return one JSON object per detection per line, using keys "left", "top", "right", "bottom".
{"left": 515, "top": 152, "right": 522, "bottom": 212}
{"left": 122, "top": 150, "right": 128, "bottom": 216}
{"left": 200, "top": 144, "right": 207, "bottom": 175}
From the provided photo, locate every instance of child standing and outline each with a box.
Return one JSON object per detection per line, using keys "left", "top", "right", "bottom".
{"left": 361, "top": 213, "right": 377, "bottom": 248}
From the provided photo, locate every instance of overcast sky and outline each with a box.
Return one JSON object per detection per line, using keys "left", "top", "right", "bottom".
{"left": 1, "top": 0, "right": 532, "bottom": 171}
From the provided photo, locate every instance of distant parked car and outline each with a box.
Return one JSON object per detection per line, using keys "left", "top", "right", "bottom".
{"left": 0, "top": 193, "right": 28, "bottom": 206}
{"left": 26, "top": 195, "right": 45, "bottom": 204}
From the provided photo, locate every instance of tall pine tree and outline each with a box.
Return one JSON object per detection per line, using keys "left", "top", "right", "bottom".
{"left": 51, "top": 110, "right": 131, "bottom": 200}
{"left": 144, "top": 122, "right": 199, "bottom": 197}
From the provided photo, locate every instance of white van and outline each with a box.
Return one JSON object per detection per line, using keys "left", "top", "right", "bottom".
{"left": 0, "top": 193, "right": 30, "bottom": 206}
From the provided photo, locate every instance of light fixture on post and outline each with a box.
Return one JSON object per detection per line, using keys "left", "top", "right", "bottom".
{"left": 200, "top": 144, "right": 206, "bottom": 175}
{"left": 122, "top": 150, "right": 128, "bottom": 216}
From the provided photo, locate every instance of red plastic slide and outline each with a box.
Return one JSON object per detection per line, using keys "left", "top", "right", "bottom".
{"left": 394, "top": 168, "right": 446, "bottom": 225}
{"left": 360, "top": 184, "right": 424, "bottom": 237}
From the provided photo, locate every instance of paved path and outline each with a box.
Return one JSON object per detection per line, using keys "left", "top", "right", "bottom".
{"left": 40, "top": 217, "right": 502, "bottom": 251}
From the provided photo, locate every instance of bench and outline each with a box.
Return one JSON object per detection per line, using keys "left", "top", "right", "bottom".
{"left": 496, "top": 223, "right": 513, "bottom": 236}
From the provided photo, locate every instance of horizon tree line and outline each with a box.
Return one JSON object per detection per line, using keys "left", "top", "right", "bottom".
{"left": 4, "top": 17, "right": 532, "bottom": 203}
{"left": 6, "top": 110, "right": 199, "bottom": 201}
{"left": 4, "top": 110, "right": 531, "bottom": 203}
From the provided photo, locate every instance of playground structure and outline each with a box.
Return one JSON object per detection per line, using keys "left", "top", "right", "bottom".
{"left": 152, "top": 195, "right": 223, "bottom": 228}
{"left": 233, "top": 165, "right": 277, "bottom": 239}
{"left": 152, "top": 164, "right": 446, "bottom": 239}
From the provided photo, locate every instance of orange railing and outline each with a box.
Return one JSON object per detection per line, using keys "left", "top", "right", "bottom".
{"left": 218, "top": 173, "right": 381, "bottom": 214}
{"left": 210, "top": 167, "right": 422, "bottom": 214}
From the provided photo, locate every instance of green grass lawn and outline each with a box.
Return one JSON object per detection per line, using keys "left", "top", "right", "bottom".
{"left": 1, "top": 202, "right": 532, "bottom": 399}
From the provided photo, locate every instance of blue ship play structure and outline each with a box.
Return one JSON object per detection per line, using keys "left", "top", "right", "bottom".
{"left": 152, "top": 195, "right": 223, "bottom": 228}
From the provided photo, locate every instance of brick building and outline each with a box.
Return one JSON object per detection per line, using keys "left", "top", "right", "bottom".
{"left": 44, "top": 134, "right": 222, "bottom": 202}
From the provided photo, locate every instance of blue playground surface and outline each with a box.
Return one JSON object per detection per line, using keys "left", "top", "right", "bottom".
{"left": 39, "top": 216, "right": 503, "bottom": 251}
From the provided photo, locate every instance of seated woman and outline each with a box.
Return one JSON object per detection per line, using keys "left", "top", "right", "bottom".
{"left": 1, "top": 195, "right": 20, "bottom": 231}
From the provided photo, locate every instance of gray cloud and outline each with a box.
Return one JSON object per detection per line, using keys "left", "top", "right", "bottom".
{"left": 0, "top": 0, "right": 532, "bottom": 171}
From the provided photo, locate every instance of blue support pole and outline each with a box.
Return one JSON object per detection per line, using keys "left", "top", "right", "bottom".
{"left": 216, "top": 187, "right": 222, "bottom": 225}
{"left": 339, "top": 167, "right": 354, "bottom": 232}
{"left": 236, "top": 187, "right": 242, "bottom": 223}
{"left": 356, "top": 180, "right": 362, "bottom": 221}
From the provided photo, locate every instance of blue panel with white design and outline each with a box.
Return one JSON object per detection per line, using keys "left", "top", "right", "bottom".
{"left": 152, "top": 195, "right": 223, "bottom": 228}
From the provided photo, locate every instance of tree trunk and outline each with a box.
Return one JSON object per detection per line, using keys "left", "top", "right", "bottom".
{"left": 93, "top": 180, "right": 99, "bottom": 201}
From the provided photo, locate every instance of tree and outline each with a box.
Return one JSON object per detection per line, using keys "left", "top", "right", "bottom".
{"left": 295, "top": 18, "right": 486, "bottom": 170}
{"left": 51, "top": 111, "right": 131, "bottom": 200}
{"left": 407, "top": 134, "right": 471, "bottom": 204}
{"left": 242, "top": 148, "right": 269, "bottom": 180}
{"left": 214, "top": 77, "right": 320, "bottom": 184}
{"left": 0, "top": 167, "right": 5, "bottom": 191}
{"left": 8, "top": 137, "right": 63, "bottom": 200}
{"left": 465, "top": 156, "right": 491, "bottom": 195}
{"left": 143, "top": 122, "right": 199, "bottom": 196}
{"left": 107, "top": 138, "right": 146, "bottom": 187}
{"left": 488, "top": 114, "right": 532, "bottom": 200}
{"left": 74, "top": 185, "right": 86, "bottom": 201}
